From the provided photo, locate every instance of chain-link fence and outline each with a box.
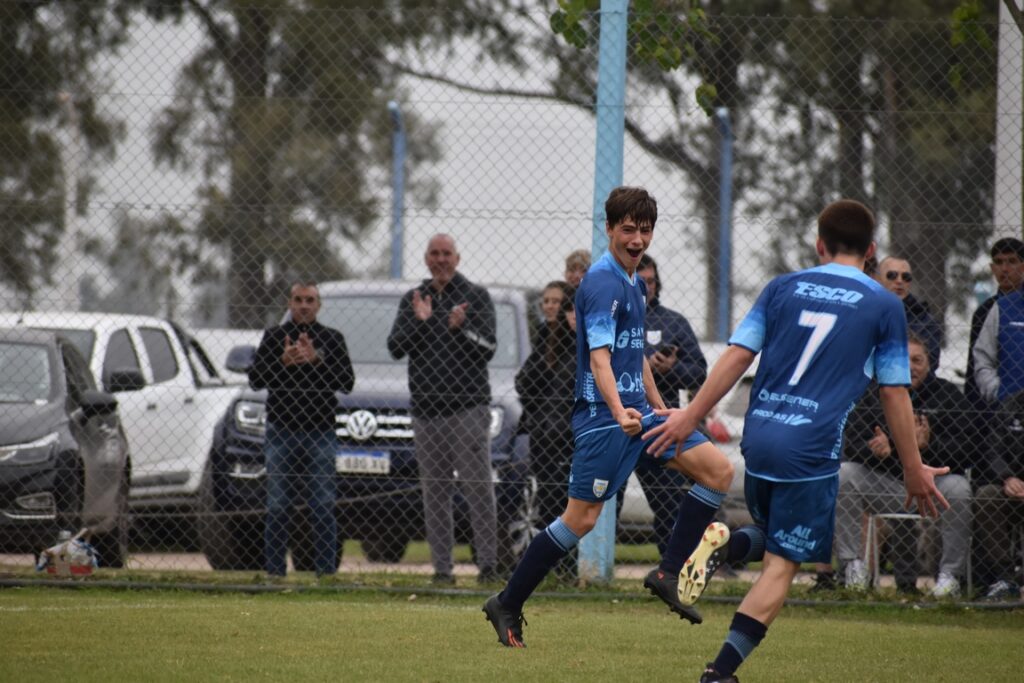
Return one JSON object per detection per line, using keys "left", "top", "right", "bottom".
{"left": 0, "top": 2, "right": 1022, "bottom": 600}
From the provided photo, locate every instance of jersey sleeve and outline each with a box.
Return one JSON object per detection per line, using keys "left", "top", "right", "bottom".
{"left": 873, "top": 295, "right": 911, "bottom": 386}
{"left": 580, "top": 272, "right": 620, "bottom": 351}
{"left": 729, "top": 278, "right": 776, "bottom": 353}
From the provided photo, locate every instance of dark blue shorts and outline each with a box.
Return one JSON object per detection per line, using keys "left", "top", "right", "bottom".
{"left": 744, "top": 472, "right": 838, "bottom": 564}
{"left": 567, "top": 414, "right": 710, "bottom": 503}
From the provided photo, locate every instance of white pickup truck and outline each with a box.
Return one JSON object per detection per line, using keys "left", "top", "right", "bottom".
{"left": 0, "top": 312, "right": 240, "bottom": 512}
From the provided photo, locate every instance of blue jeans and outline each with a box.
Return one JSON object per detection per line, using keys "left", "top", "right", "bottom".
{"left": 264, "top": 424, "right": 338, "bottom": 576}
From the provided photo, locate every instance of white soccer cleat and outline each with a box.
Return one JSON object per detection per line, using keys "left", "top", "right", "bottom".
{"left": 678, "top": 522, "right": 731, "bottom": 606}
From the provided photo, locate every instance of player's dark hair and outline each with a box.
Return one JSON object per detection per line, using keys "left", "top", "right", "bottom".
{"left": 606, "top": 186, "right": 657, "bottom": 229}
{"left": 817, "top": 199, "right": 875, "bottom": 256}
{"left": 638, "top": 254, "right": 663, "bottom": 297}
{"left": 991, "top": 237, "right": 1024, "bottom": 260}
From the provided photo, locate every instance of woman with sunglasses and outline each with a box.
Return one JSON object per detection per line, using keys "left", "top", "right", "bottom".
{"left": 876, "top": 256, "right": 943, "bottom": 369}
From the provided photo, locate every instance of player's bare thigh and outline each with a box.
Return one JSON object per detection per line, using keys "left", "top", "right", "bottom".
{"left": 664, "top": 441, "right": 734, "bottom": 491}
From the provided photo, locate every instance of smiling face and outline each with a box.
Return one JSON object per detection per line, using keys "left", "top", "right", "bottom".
{"left": 424, "top": 234, "right": 460, "bottom": 289}
{"left": 540, "top": 286, "right": 565, "bottom": 324}
{"left": 606, "top": 216, "right": 653, "bottom": 275}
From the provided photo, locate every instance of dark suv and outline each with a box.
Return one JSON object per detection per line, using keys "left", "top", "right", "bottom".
{"left": 0, "top": 329, "right": 131, "bottom": 566}
{"left": 196, "top": 280, "right": 534, "bottom": 571}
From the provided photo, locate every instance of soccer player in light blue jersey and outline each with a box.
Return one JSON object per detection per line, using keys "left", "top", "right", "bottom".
{"left": 483, "top": 187, "right": 736, "bottom": 648}
{"left": 644, "top": 199, "right": 950, "bottom": 683}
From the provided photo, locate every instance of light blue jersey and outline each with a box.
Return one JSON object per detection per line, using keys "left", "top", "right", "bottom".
{"left": 731, "top": 263, "right": 909, "bottom": 481}
{"left": 572, "top": 251, "right": 649, "bottom": 438}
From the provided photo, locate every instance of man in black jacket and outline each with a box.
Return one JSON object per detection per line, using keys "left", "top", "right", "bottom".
{"left": 388, "top": 234, "right": 499, "bottom": 584}
{"left": 249, "top": 281, "right": 355, "bottom": 577}
{"left": 973, "top": 392, "right": 1024, "bottom": 600}
{"left": 876, "top": 256, "right": 944, "bottom": 369}
{"left": 834, "top": 335, "right": 974, "bottom": 596}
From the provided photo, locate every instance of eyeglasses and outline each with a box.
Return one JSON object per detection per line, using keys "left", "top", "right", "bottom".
{"left": 885, "top": 271, "right": 913, "bottom": 283}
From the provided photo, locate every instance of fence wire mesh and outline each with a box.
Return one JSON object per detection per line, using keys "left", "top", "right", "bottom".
{"left": 0, "top": 1, "right": 1022, "bottom": 600}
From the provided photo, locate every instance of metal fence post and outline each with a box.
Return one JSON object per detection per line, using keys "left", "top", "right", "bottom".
{"left": 388, "top": 100, "right": 405, "bottom": 280}
{"left": 579, "top": 0, "right": 628, "bottom": 584}
{"left": 714, "top": 107, "right": 733, "bottom": 342}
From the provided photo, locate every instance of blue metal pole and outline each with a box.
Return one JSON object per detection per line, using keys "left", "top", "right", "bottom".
{"left": 388, "top": 101, "right": 406, "bottom": 279}
{"left": 714, "top": 107, "right": 733, "bottom": 342}
{"left": 579, "top": 0, "right": 628, "bottom": 584}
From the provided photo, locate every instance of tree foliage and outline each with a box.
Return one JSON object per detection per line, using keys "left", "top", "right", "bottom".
{"left": 0, "top": 1, "right": 128, "bottom": 304}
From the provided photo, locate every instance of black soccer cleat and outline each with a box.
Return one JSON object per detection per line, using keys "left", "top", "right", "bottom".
{"left": 679, "top": 522, "right": 730, "bottom": 606}
{"left": 643, "top": 568, "right": 703, "bottom": 625}
{"left": 483, "top": 594, "right": 527, "bottom": 648}
{"left": 699, "top": 663, "right": 739, "bottom": 682}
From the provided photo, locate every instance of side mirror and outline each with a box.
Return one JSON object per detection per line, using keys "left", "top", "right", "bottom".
{"left": 105, "top": 368, "right": 146, "bottom": 393}
{"left": 79, "top": 389, "right": 119, "bottom": 419}
{"left": 225, "top": 345, "right": 256, "bottom": 374}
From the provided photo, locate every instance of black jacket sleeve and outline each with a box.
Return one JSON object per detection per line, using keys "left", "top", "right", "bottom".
{"left": 322, "top": 328, "right": 355, "bottom": 394}
{"left": 456, "top": 283, "right": 497, "bottom": 363}
{"left": 387, "top": 289, "right": 426, "bottom": 360}
{"left": 248, "top": 327, "right": 281, "bottom": 391}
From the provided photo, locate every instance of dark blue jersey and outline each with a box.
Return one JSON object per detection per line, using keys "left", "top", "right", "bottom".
{"left": 731, "top": 263, "right": 910, "bottom": 481}
{"left": 572, "top": 251, "right": 650, "bottom": 438}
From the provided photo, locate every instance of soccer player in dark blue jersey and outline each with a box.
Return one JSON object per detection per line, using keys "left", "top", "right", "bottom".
{"left": 644, "top": 199, "right": 950, "bottom": 682}
{"left": 483, "top": 187, "right": 736, "bottom": 648}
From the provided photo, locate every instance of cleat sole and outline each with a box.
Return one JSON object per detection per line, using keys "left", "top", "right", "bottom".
{"left": 678, "top": 522, "right": 730, "bottom": 606}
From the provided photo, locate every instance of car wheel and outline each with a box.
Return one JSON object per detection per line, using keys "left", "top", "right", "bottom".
{"left": 91, "top": 473, "right": 129, "bottom": 569}
{"left": 196, "top": 460, "right": 264, "bottom": 571}
{"left": 361, "top": 534, "right": 410, "bottom": 563}
{"left": 497, "top": 475, "right": 540, "bottom": 574}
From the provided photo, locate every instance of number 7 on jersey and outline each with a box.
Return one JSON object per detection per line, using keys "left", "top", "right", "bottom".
{"left": 787, "top": 310, "right": 838, "bottom": 386}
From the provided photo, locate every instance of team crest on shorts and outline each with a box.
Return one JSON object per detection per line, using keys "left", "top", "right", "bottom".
{"left": 592, "top": 478, "right": 609, "bottom": 498}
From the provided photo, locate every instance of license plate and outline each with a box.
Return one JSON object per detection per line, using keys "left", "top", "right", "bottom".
{"left": 336, "top": 450, "right": 391, "bottom": 475}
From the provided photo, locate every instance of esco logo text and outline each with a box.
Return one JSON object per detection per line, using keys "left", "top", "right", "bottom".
{"left": 794, "top": 281, "right": 863, "bottom": 304}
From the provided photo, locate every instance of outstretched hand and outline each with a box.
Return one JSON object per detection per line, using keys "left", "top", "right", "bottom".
{"left": 412, "top": 290, "right": 433, "bottom": 321}
{"left": 641, "top": 407, "right": 699, "bottom": 457}
{"left": 903, "top": 464, "right": 951, "bottom": 518}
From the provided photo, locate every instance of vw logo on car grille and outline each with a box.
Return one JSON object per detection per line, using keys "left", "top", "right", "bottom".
{"left": 347, "top": 410, "right": 378, "bottom": 441}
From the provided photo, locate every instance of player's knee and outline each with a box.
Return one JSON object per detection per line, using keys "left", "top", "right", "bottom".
{"left": 705, "top": 452, "right": 734, "bottom": 492}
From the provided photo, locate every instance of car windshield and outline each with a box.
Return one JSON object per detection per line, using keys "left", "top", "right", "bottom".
{"left": 35, "top": 328, "right": 96, "bottom": 362}
{"left": 0, "top": 342, "right": 53, "bottom": 403}
{"left": 317, "top": 295, "right": 520, "bottom": 368}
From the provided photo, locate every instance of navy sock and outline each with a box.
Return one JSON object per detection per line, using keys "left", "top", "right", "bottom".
{"left": 499, "top": 518, "right": 579, "bottom": 613}
{"left": 713, "top": 612, "right": 768, "bottom": 676}
{"left": 659, "top": 484, "right": 726, "bottom": 575}
{"left": 726, "top": 525, "right": 767, "bottom": 564}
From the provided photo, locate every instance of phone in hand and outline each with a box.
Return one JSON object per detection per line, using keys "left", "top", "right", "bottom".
{"left": 657, "top": 343, "right": 678, "bottom": 356}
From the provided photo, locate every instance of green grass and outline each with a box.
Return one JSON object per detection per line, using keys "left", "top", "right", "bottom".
{"left": 1, "top": 587, "right": 1020, "bottom": 682}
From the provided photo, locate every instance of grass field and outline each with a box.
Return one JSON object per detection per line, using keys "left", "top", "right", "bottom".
{"left": 1, "top": 586, "right": 1021, "bottom": 682}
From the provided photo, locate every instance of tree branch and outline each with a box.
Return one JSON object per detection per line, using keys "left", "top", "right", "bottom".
{"left": 390, "top": 63, "right": 707, "bottom": 179}
{"left": 186, "top": 0, "right": 232, "bottom": 60}
{"left": 1003, "top": 0, "right": 1024, "bottom": 35}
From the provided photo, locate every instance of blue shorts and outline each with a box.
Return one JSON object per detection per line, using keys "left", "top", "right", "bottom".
{"left": 744, "top": 472, "right": 838, "bottom": 564}
{"left": 567, "top": 414, "right": 710, "bottom": 503}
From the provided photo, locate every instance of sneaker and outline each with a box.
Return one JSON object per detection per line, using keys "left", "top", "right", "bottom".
{"left": 482, "top": 594, "right": 527, "bottom": 648}
{"left": 430, "top": 572, "right": 455, "bottom": 587}
{"left": 808, "top": 571, "right": 838, "bottom": 593}
{"left": 678, "top": 522, "right": 730, "bottom": 606}
{"left": 643, "top": 568, "right": 703, "bottom": 625}
{"left": 981, "top": 579, "right": 1020, "bottom": 602}
{"left": 930, "top": 572, "right": 960, "bottom": 598}
{"left": 699, "top": 663, "right": 740, "bottom": 682}
{"left": 843, "top": 559, "right": 869, "bottom": 591}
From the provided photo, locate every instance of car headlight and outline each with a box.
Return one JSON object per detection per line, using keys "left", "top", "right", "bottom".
{"left": 0, "top": 432, "right": 59, "bottom": 466}
{"left": 234, "top": 400, "right": 267, "bottom": 436}
{"left": 488, "top": 407, "right": 504, "bottom": 439}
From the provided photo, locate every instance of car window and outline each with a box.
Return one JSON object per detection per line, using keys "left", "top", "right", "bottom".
{"left": 0, "top": 341, "right": 53, "bottom": 403}
{"left": 62, "top": 342, "right": 97, "bottom": 393}
{"left": 317, "top": 295, "right": 520, "bottom": 368}
{"left": 103, "top": 329, "right": 141, "bottom": 385}
{"left": 140, "top": 327, "right": 180, "bottom": 383}
{"left": 36, "top": 328, "right": 96, "bottom": 361}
